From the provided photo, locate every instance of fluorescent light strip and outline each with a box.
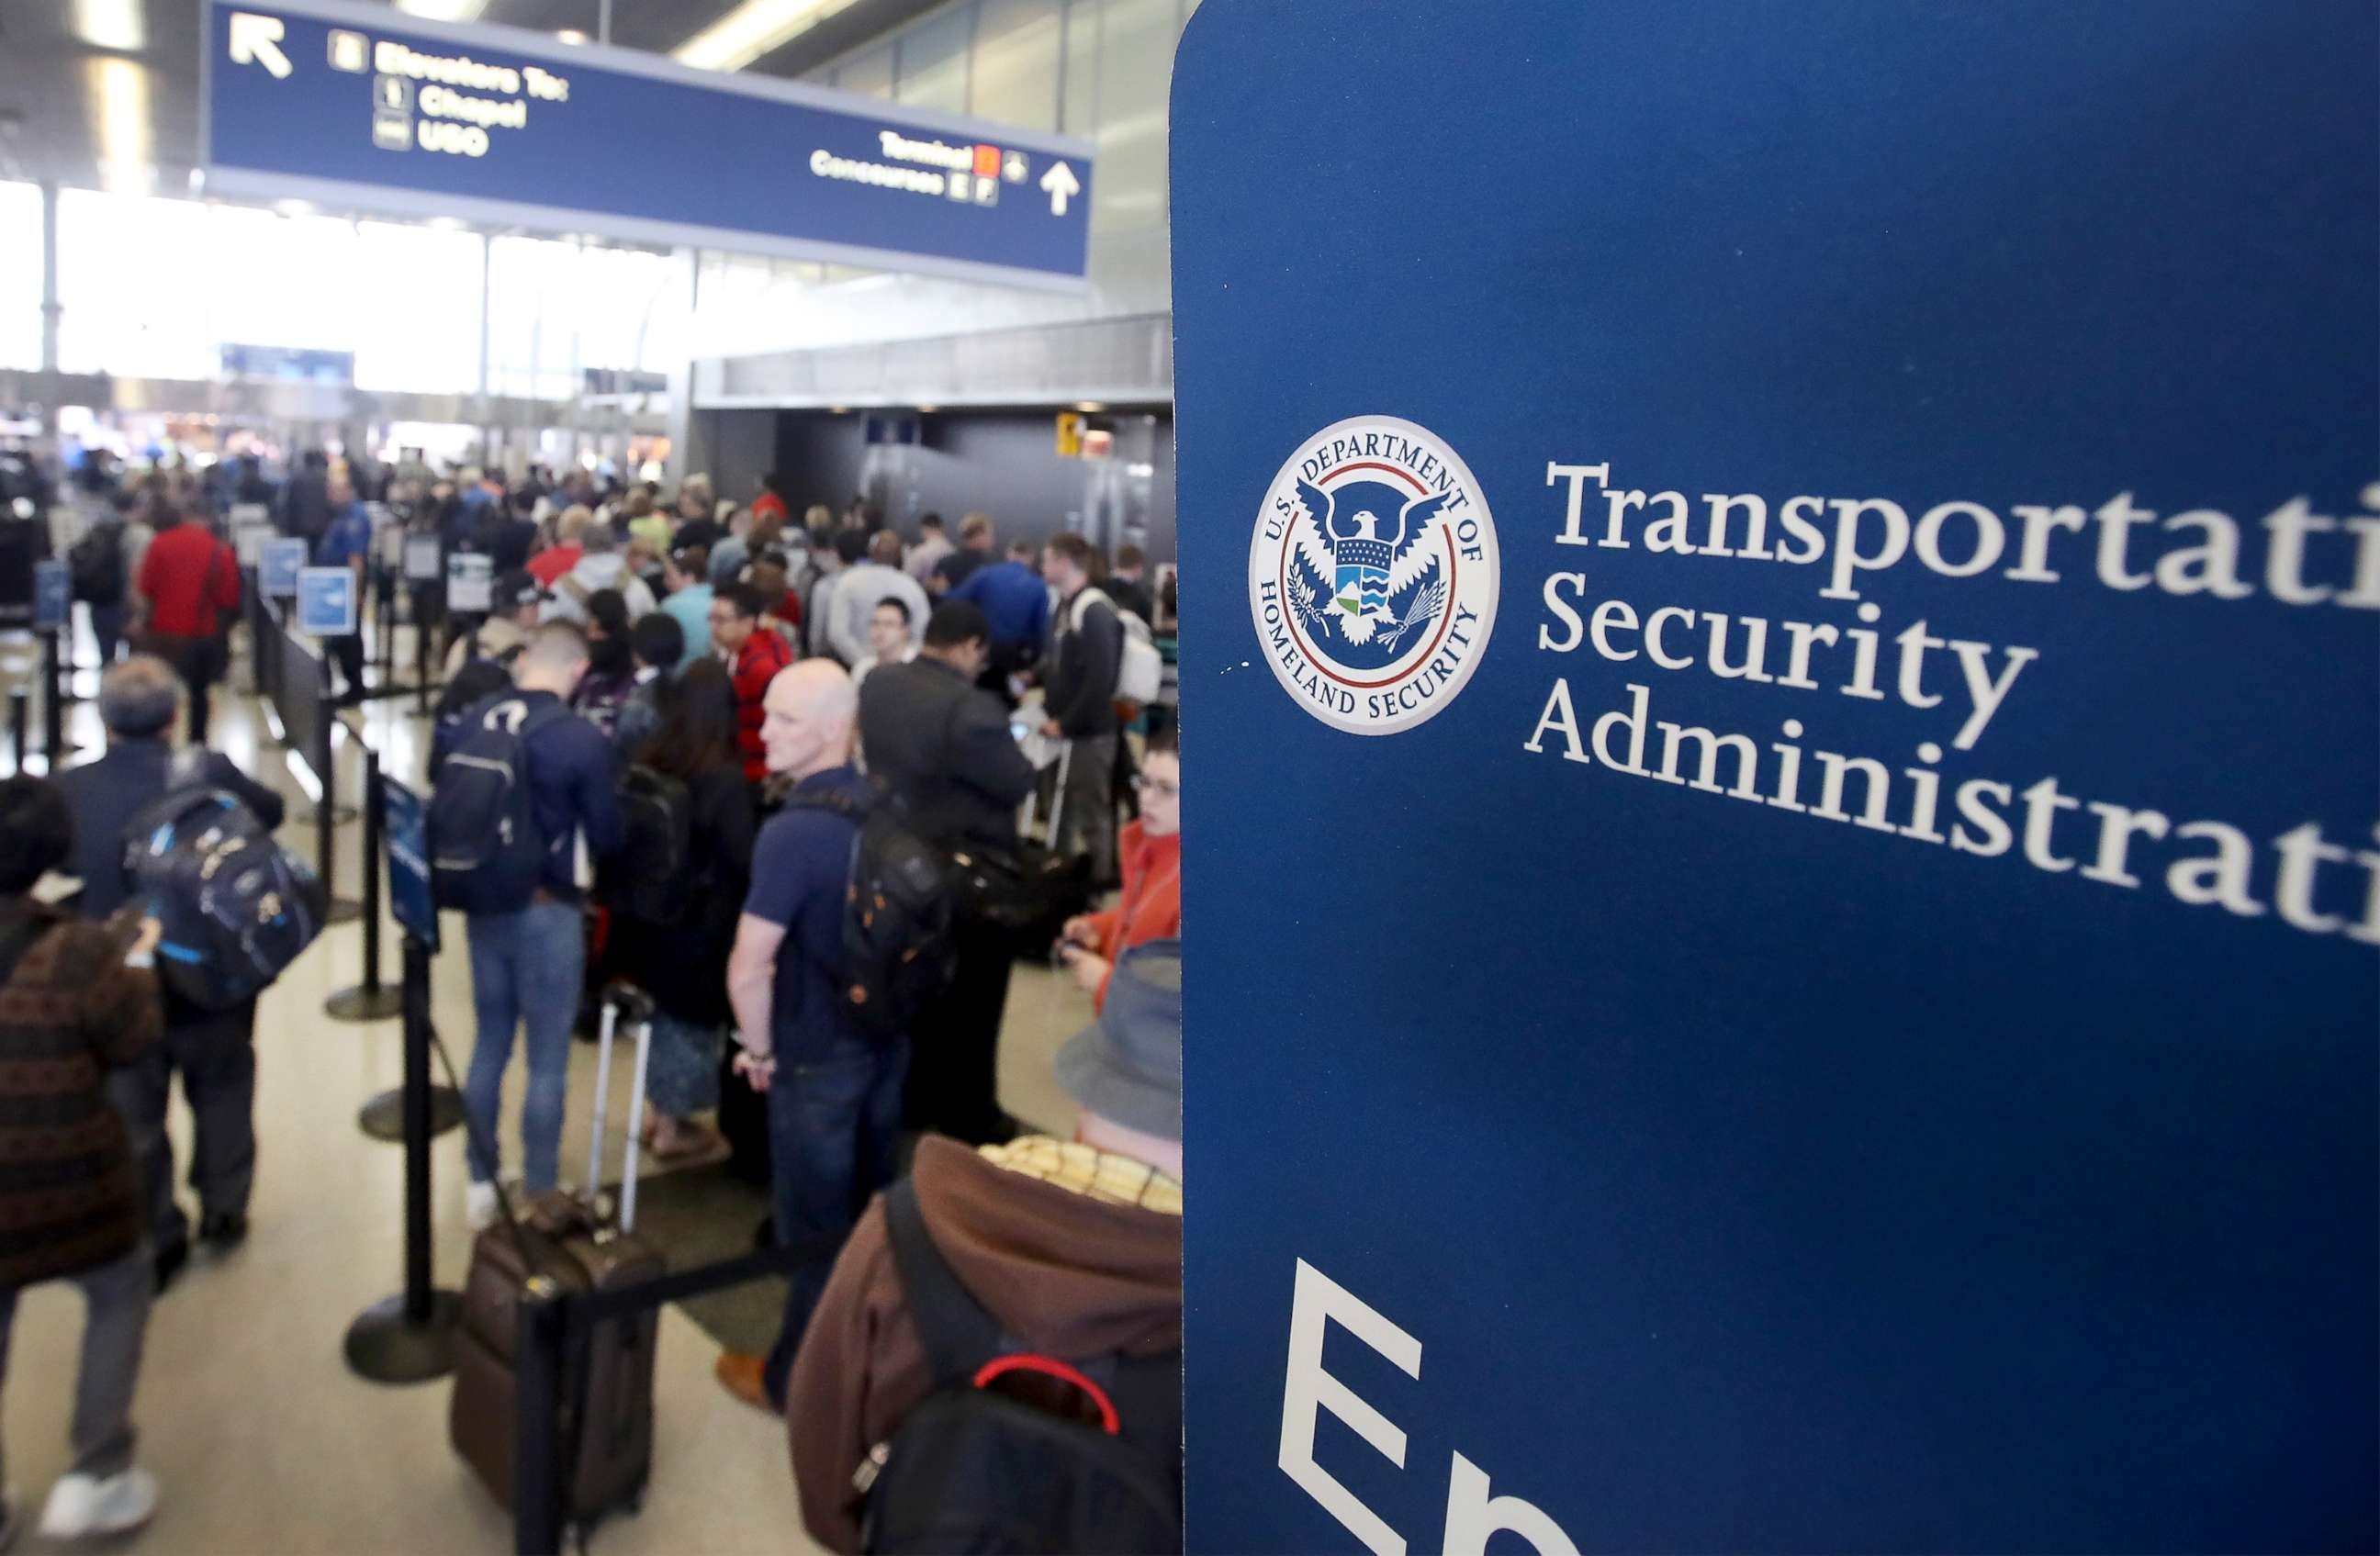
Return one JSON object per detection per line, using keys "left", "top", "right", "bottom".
{"left": 395, "top": 0, "right": 490, "bottom": 21}
{"left": 89, "top": 57, "right": 153, "bottom": 195}
{"left": 672, "top": 0, "right": 861, "bottom": 73}
{"left": 73, "top": 0, "right": 144, "bottom": 52}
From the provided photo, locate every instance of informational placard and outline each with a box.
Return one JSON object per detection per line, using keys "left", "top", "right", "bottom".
{"left": 444, "top": 551, "right": 491, "bottom": 613}
{"left": 30, "top": 560, "right": 68, "bottom": 632}
{"left": 230, "top": 501, "right": 275, "bottom": 566}
{"left": 258, "top": 536, "right": 308, "bottom": 597}
{"left": 403, "top": 534, "right": 443, "bottom": 582}
{"left": 1173, "top": 3, "right": 2376, "bottom": 1552}
{"left": 220, "top": 342, "right": 354, "bottom": 384}
{"left": 202, "top": 0, "right": 1095, "bottom": 287}
{"left": 296, "top": 565, "right": 358, "bottom": 637}
{"left": 382, "top": 774, "right": 437, "bottom": 953}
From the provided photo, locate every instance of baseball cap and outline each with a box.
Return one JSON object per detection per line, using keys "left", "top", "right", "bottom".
{"left": 496, "top": 568, "right": 546, "bottom": 609}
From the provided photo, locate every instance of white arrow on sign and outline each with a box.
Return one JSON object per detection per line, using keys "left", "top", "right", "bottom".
{"left": 229, "top": 12, "right": 293, "bottom": 79}
{"left": 1039, "top": 160, "right": 1080, "bottom": 217}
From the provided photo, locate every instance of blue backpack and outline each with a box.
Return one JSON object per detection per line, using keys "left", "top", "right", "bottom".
{"left": 431, "top": 695, "right": 567, "bottom": 913}
{"left": 123, "top": 757, "right": 328, "bottom": 1011}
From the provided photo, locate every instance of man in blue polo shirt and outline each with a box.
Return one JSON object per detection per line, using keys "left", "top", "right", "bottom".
{"left": 313, "top": 472, "right": 373, "bottom": 703}
{"left": 714, "top": 659, "right": 896, "bottom": 1415}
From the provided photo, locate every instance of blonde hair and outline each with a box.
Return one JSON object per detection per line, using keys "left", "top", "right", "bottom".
{"left": 556, "top": 505, "right": 594, "bottom": 543}
{"left": 680, "top": 474, "right": 714, "bottom": 508}
{"left": 803, "top": 504, "right": 833, "bottom": 532}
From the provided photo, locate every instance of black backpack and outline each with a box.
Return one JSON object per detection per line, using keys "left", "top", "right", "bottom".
{"left": 123, "top": 757, "right": 329, "bottom": 1010}
{"left": 601, "top": 764, "right": 694, "bottom": 925}
{"left": 860, "top": 1178, "right": 1182, "bottom": 1555}
{"left": 787, "top": 788, "right": 959, "bottom": 1043}
{"left": 68, "top": 522, "right": 125, "bottom": 604}
{"left": 431, "top": 695, "right": 567, "bottom": 913}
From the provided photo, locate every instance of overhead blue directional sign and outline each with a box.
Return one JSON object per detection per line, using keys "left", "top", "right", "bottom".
{"left": 202, "top": 0, "right": 1095, "bottom": 288}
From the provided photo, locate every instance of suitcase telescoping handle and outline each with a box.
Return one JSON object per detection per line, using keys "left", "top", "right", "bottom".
{"left": 587, "top": 980, "right": 657, "bottom": 1235}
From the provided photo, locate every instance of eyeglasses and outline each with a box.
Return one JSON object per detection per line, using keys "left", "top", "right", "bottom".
{"left": 1130, "top": 775, "right": 1179, "bottom": 799}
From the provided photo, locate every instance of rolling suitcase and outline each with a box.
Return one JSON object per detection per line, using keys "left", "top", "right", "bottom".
{"left": 451, "top": 981, "right": 666, "bottom": 1531}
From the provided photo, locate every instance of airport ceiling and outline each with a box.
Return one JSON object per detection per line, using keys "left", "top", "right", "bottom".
{"left": 0, "top": 0, "right": 947, "bottom": 203}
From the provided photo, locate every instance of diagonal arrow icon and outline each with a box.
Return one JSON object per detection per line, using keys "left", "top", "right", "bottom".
{"left": 1038, "top": 160, "right": 1080, "bottom": 217}
{"left": 230, "top": 12, "right": 293, "bottom": 80}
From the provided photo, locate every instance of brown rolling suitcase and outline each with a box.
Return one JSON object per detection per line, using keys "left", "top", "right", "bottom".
{"left": 451, "top": 982, "right": 665, "bottom": 1529}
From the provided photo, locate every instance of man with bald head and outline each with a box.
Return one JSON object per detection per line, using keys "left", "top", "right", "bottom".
{"left": 716, "top": 659, "right": 902, "bottom": 1414}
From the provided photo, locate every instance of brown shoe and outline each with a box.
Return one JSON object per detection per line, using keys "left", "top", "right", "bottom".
{"left": 714, "top": 1351, "right": 774, "bottom": 1415}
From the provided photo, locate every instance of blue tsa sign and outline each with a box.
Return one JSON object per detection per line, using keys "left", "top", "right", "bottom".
{"left": 381, "top": 775, "right": 437, "bottom": 953}
{"left": 258, "top": 537, "right": 307, "bottom": 598}
{"left": 30, "top": 560, "right": 69, "bottom": 632}
{"left": 1175, "top": 1, "right": 2375, "bottom": 1552}
{"left": 203, "top": 0, "right": 1094, "bottom": 287}
{"left": 296, "top": 566, "right": 358, "bottom": 637}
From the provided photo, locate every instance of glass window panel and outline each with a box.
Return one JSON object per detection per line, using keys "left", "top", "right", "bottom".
{"left": 973, "top": 0, "right": 1060, "bottom": 130}
{"left": 1090, "top": 0, "right": 1173, "bottom": 232}
{"left": 894, "top": 6, "right": 973, "bottom": 114}
{"left": 351, "top": 221, "right": 482, "bottom": 393}
{"left": 0, "top": 184, "right": 42, "bottom": 370}
{"left": 56, "top": 190, "right": 212, "bottom": 377}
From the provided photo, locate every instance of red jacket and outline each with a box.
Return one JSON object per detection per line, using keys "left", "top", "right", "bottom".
{"left": 730, "top": 627, "right": 793, "bottom": 782}
{"left": 138, "top": 522, "right": 239, "bottom": 638}
{"left": 1083, "top": 820, "right": 1182, "bottom": 1009}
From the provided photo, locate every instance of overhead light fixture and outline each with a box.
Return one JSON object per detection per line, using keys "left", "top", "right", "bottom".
{"left": 87, "top": 57, "right": 152, "bottom": 195}
{"left": 275, "top": 197, "right": 315, "bottom": 216}
{"left": 915, "top": 404, "right": 939, "bottom": 414}
{"left": 427, "top": 216, "right": 466, "bottom": 230}
{"left": 1073, "top": 400, "right": 1106, "bottom": 413}
{"left": 395, "top": 0, "right": 488, "bottom": 21}
{"left": 672, "top": 0, "right": 861, "bottom": 73}
{"left": 555, "top": 28, "right": 588, "bottom": 43}
{"left": 73, "top": 0, "right": 144, "bottom": 52}
{"left": 827, "top": 404, "right": 850, "bottom": 414}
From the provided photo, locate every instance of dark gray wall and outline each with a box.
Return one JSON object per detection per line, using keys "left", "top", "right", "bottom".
{"left": 769, "top": 409, "right": 1176, "bottom": 563}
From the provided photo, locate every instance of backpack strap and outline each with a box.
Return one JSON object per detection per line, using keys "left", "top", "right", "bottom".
{"left": 881, "top": 1176, "right": 1004, "bottom": 1387}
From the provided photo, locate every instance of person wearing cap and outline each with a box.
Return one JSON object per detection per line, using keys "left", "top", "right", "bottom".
{"left": 442, "top": 568, "right": 545, "bottom": 680}
{"left": 783, "top": 940, "right": 1184, "bottom": 1555}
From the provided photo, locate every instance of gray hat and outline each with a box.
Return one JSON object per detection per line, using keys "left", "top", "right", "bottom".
{"left": 1053, "top": 940, "right": 1182, "bottom": 1141}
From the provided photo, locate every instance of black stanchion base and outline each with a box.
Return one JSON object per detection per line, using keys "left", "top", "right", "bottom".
{"left": 326, "top": 983, "right": 406, "bottom": 1022}
{"left": 327, "top": 898, "right": 365, "bottom": 925}
{"left": 342, "top": 1291, "right": 462, "bottom": 1384}
{"left": 357, "top": 1084, "right": 465, "bottom": 1142}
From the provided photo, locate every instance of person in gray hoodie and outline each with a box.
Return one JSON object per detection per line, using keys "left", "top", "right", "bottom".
{"left": 542, "top": 521, "right": 656, "bottom": 625}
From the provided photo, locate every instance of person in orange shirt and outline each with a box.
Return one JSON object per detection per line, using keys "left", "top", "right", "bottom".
{"left": 1057, "top": 729, "right": 1181, "bottom": 1010}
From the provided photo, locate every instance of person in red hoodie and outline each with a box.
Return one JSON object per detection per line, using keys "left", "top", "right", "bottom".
{"left": 709, "top": 581, "right": 794, "bottom": 784}
{"left": 1057, "top": 729, "right": 1181, "bottom": 1010}
{"left": 133, "top": 501, "right": 239, "bottom": 744}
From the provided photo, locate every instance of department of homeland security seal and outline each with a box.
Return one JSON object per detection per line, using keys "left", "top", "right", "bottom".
{"left": 1248, "top": 415, "right": 1499, "bottom": 735}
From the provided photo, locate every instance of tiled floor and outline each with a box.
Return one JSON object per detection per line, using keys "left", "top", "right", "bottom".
{"left": 0, "top": 660, "right": 1095, "bottom": 1554}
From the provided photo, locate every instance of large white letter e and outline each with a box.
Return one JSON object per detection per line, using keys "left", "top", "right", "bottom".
{"left": 1278, "top": 1259, "right": 1423, "bottom": 1556}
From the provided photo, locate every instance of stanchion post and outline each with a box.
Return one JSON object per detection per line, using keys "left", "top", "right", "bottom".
{"left": 8, "top": 687, "right": 26, "bottom": 777}
{"left": 327, "top": 742, "right": 401, "bottom": 1021}
{"left": 514, "top": 1284, "right": 567, "bottom": 1556}
{"left": 414, "top": 589, "right": 433, "bottom": 720}
{"left": 40, "top": 629, "right": 63, "bottom": 770}
{"left": 341, "top": 933, "right": 461, "bottom": 1383}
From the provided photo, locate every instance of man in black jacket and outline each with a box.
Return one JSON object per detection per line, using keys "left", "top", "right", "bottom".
{"left": 1038, "top": 532, "right": 1125, "bottom": 884}
{"left": 275, "top": 450, "right": 332, "bottom": 544}
{"left": 859, "top": 602, "right": 1037, "bottom": 1143}
{"left": 54, "top": 657, "right": 287, "bottom": 1291}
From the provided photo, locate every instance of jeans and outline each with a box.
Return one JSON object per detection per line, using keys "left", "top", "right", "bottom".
{"left": 646, "top": 1011, "right": 723, "bottom": 1120}
{"left": 0, "top": 1248, "right": 151, "bottom": 1489}
{"left": 761, "top": 1038, "right": 909, "bottom": 1406}
{"left": 113, "top": 1002, "right": 258, "bottom": 1254}
{"left": 464, "top": 901, "right": 586, "bottom": 1192}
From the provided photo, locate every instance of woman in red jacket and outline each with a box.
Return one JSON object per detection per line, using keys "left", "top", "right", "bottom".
{"left": 1057, "top": 729, "right": 1181, "bottom": 1010}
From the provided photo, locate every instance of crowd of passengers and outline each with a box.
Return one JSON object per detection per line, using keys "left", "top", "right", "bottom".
{"left": 0, "top": 451, "right": 1184, "bottom": 1550}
